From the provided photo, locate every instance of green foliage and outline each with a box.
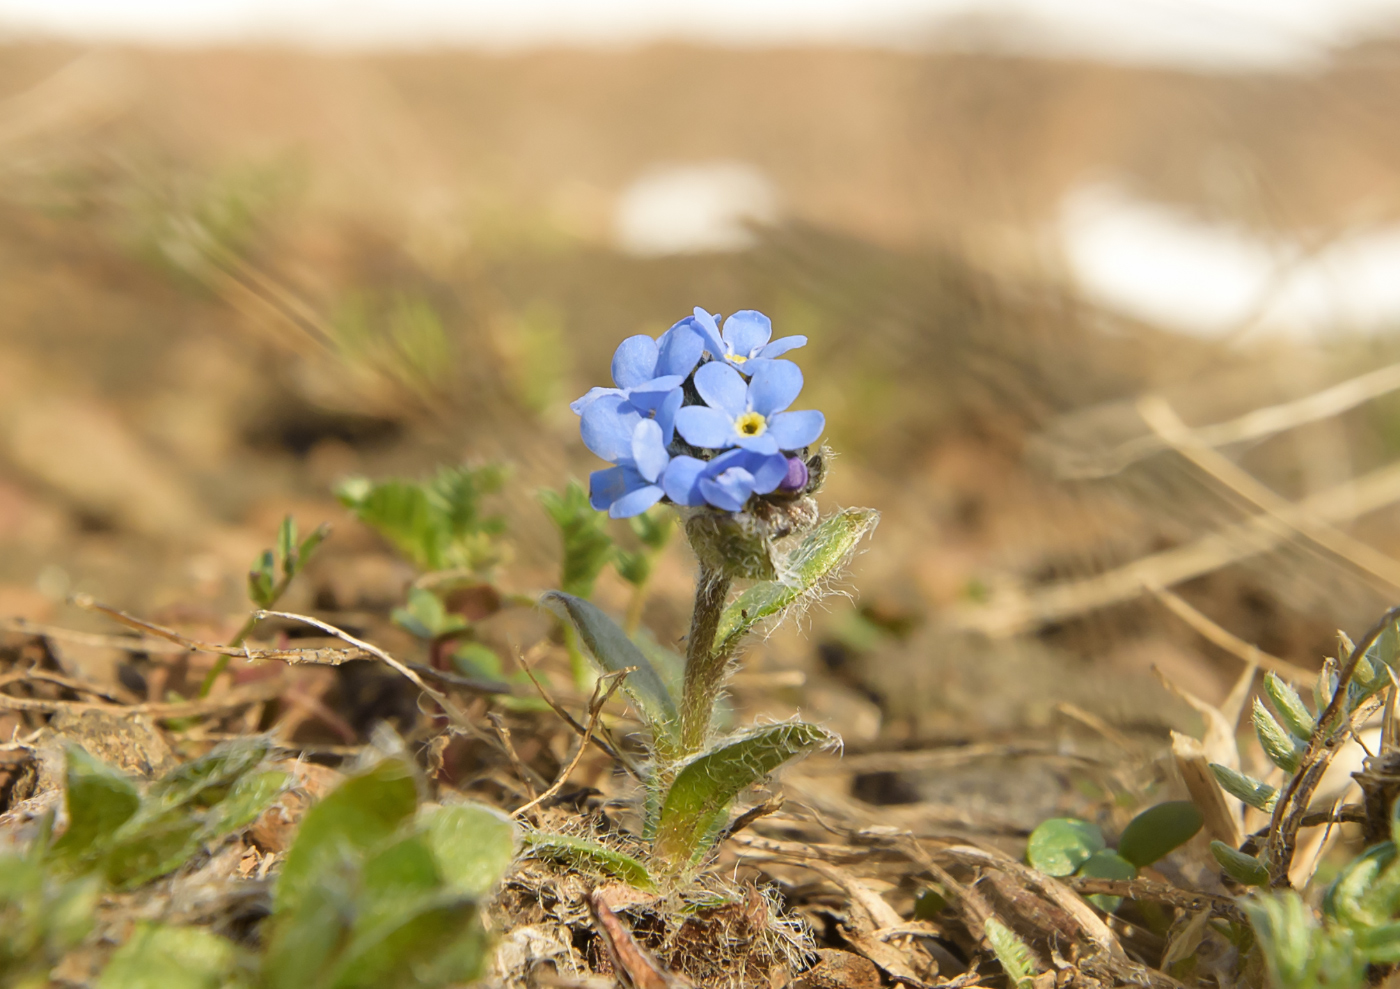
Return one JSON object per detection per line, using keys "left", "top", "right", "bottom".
{"left": 1263, "top": 672, "right": 1316, "bottom": 741}
{"left": 52, "top": 738, "right": 287, "bottom": 889}
{"left": 1026, "top": 818, "right": 1105, "bottom": 877}
{"left": 1210, "top": 841, "right": 1269, "bottom": 887}
{"left": 713, "top": 508, "right": 880, "bottom": 660}
{"left": 1210, "top": 764, "right": 1278, "bottom": 813}
{"left": 539, "top": 482, "right": 614, "bottom": 598}
{"left": 392, "top": 587, "right": 468, "bottom": 641}
{"left": 522, "top": 832, "right": 657, "bottom": 892}
{"left": 0, "top": 843, "right": 100, "bottom": 989}
{"left": 1077, "top": 850, "right": 1136, "bottom": 912}
{"left": 1244, "top": 893, "right": 1367, "bottom": 989}
{"left": 615, "top": 508, "right": 674, "bottom": 588}
{"left": 1252, "top": 698, "right": 1304, "bottom": 773}
{"left": 336, "top": 465, "right": 506, "bottom": 575}
{"left": 331, "top": 291, "right": 456, "bottom": 398}
{"left": 650, "top": 722, "right": 835, "bottom": 873}
{"left": 540, "top": 591, "right": 680, "bottom": 749}
{"left": 1116, "top": 801, "right": 1203, "bottom": 869}
{"left": 984, "top": 917, "right": 1038, "bottom": 989}
{"left": 98, "top": 922, "right": 247, "bottom": 989}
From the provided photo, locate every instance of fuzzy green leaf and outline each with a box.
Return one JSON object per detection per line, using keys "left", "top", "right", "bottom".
{"left": 148, "top": 736, "right": 272, "bottom": 812}
{"left": 653, "top": 722, "right": 835, "bottom": 870}
{"left": 1076, "top": 850, "right": 1136, "bottom": 912}
{"left": 98, "top": 923, "right": 239, "bottom": 989}
{"left": 539, "top": 482, "right": 614, "bottom": 599}
{"left": 1263, "top": 672, "right": 1315, "bottom": 741}
{"left": 1210, "top": 841, "right": 1269, "bottom": 887}
{"left": 985, "top": 918, "right": 1038, "bottom": 989}
{"left": 1253, "top": 698, "right": 1304, "bottom": 773}
{"left": 1117, "top": 801, "right": 1202, "bottom": 869}
{"left": 540, "top": 591, "right": 678, "bottom": 743}
{"left": 201, "top": 769, "right": 289, "bottom": 837}
{"left": 275, "top": 758, "right": 419, "bottom": 914}
{"left": 1244, "top": 892, "right": 1367, "bottom": 989}
{"left": 100, "top": 810, "right": 204, "bottom": 889}
{"left": 713, "top": 508, "right": 879, "bottom": 660}
{"left": 522, "top": 832, "right": 657, "bottom": 891}
{"left": 1027, "top": 818, "right": 1105, "bottom": 877}
{"left": 52, "top": 747, "right": 141, "bottom": 860}
{"left": 1327, "top": 843, "right": 1395, "bottom": 927}
{"left": 422, "top": 803, "right": 518, "bottom": 898}
{"left": 1210, "top": 763, "right": 1278, "bottom": 812}
{"left": 324, "top": 894, "right": 486, "bottom": 989}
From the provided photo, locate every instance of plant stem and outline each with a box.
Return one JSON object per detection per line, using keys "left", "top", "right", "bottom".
{"left": 198, "top": 582, "right": 285, "bottom": 699}
{"left": 679, "top": 565, "right": 732, "bottom": 755}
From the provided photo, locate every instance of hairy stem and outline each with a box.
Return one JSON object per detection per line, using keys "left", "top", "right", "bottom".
{"left": 679, "top": 566, "right": 732, "bottom": 755}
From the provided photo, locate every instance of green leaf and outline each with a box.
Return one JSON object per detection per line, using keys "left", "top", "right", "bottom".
{"left": 1026, "top": 818, "right": 1105, "bottom": 877}
{"left": 100, "top": 810, "right": 203, "bottom": 889}
{"left": 148, "top": 736, "right": 272, "bottom": 811}
{"left": 652, "top": 722, "right": 836, "bottom": 871}
{"left": 522, "top": 832, "right": 656, "bottom": 892}
{"left": 1076, "top": 850, "right": 1136, "bottom": 912}
{"left": 275, "top": 758, "right": 419, "bottom": 914}
{"left": 1263, "top": 673, "right": 1316, "bottom": 741}
{"left": 1116, "top": 801, "right": 1203, "bottom": 869}
{"left": 984, "top": 918, "right": 1038, "bottom": 989}
{"left": 422, "top": 802, "right": 518, "bottom": 898}
{"left": 51, "top": 747, "right": 140, "bottom": 860}
{"left": 539, "top": 591, "right": 678, "bottom": 745}
{"left": 299, "top": 522, "right": 331, "bottom": 567}
{"left": 1328, "top": 842, "right": 1394, "bottom": 927}
{"left": 1356, "top": 922, "right": 1400, "bottom": 964}
{"left": 278, "top": 515, "right": 298, "bottom": 577}
{"left": 539, "top": 482, "right": 614, "bottom": 599}
{"left": 1210, "top": 841, "right": 1269, "bottom": 887}
{"left": 451, "top": 641, "right": 504, "bottom": 680}
{"left": 1253, "top": 698, "right": 1304, "bottom": 773}
{"left": 248, "top": 550, "right": 277, "bottom": 608}
{"left": 200, "top": 769, "right": 290, "bottom": 837}
{"left": 713, "top": 508, "right": 879, "bottom": 660}
{"left": 392, "top": 587, "right": 467, "bottom": 641}
{"left": 98, "top": 923, "right": 239, "bottom": 989}
{"left": 1243, "top": 892, "right": 1367, "bottom": 989}
{"left": 326, "top": 894, "right": 486, "bottom": 989}
{"left": 629, "top": 506, "right": 674, "bottom": 552}
{"left": 613, "top": 548, "right": 651, "bottom": 588}
{"left": 1210, "top": 764, "right": 1278, "bottom": 812}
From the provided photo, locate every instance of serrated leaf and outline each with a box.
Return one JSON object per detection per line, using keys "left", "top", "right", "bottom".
{"left": 275, "top": 758, "right": 419, "bottom": 914}
{"left": 1117, "top": 801, "right": 1203, "bottom": 869}
{"left": 984, "top": 917, "right": 1038, "bottom": 989}
{"left": 1210, "top": 763, "right": 1278, "bottom": 812}
{"left": 52, "top": 746, "right": 140, "bottom": 860}
{"left": 1263, "top": 673, "right": 1316, "bottom": 741}
{"left": 713, "top": 508, "right": 879, "bottom": 660}
{"left": 1210, "top": 841, "right": 1269, "bottom": 886}
{"left": 522, "top": 832, "right": 657, "bottom": 892}
{"left": 422, "top": 803, "right": 518, "bottom": 898}
{"left": 540, "top": 591, "right": 678, "bottom": 746}
{"left": 278, "top": 515, "right": 298, "bottom": 577}
{"left": 1076, "top": 849, "right": 1136, "bottom": 913}
{"left": 1027, "top": 818, "right": 1105, "bottom": 877}
{"left": 539, "top": 482, "right": 614, "bottom": 599}
{"left": 652, "top": 722, "right": 835, "bottom": 871}
{"left": 98, "top": 922, "right": 239, "bottom": 989}
{"left": 1253, "top": 698, "right": 1304, "bottom": 773}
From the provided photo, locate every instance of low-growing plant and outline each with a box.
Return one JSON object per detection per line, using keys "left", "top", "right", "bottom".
{"left": 534, "top": 307, "right": 878, "bottom": 885}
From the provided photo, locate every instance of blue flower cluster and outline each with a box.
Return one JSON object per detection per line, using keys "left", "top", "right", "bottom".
{"left": 572, "top": 308, "right": 824, "bottom": 518}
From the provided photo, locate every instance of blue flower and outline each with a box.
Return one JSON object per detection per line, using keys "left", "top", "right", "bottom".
{"left": 692, "top": 308, "right": 806, "bottom": 373}
{"left": 570, "top": 319, "right": 705, "bottom": 415}
{"left": 673, "top": 360, "right": 825, "bottom": 456}
{"left": 589, "top": 419, "right": 674, "bottom": 518}
{"left": 662, "top": 447, "right": 790, "bottom": 512}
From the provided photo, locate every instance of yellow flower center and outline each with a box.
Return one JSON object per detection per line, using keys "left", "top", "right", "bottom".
{"left": 736, "top": 411, "right": 766, "bottom": 437}
{"left": 729, "top": 353, "right": 748, "bottom": 364}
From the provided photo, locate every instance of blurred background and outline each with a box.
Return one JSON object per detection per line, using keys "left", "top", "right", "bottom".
{"left": 7, "top": 0, "right": 1400, "bottom": 818}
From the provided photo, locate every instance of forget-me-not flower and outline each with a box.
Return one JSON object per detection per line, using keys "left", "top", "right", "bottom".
{"left": 662, "top": 447, "right": 790, "bottom": 512}
{"left": 674, "top": 360, "right": 825, "bottom": 456}
{"left": 569, "top": 319, "right": 705, "bottom": 415}
{"left": 692, "top": 308, "right": 806, "bottom": 373}
{"left": 589, "top": 419, "right": 675, "bottom": 518}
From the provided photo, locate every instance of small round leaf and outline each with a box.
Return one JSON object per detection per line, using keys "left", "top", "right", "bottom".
{"left": 1076, "top": 850, "right": 1136, "bottom": 913}
{"left": 1027, "top": 818, "right": 1105, "bottom": 877}
{"left": 1117, "top": 801, "right": 1203, "bottom": 868}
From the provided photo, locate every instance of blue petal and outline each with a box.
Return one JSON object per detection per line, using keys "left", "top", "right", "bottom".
{"left": 631, "top": 419, "right": 669, "bottom": 483}
{"left": 700, "top": 467, "right": 755, "bottom": 512}
{"left": 735, "top": 432, "right": 780, "bottom": 455}
{"left": 747, "top": 360, "right": 803, "bottom": 417}
{"left": 662, "top": 455, "right": 706, "bottom": 506}
{"left": 694, "top": 361, "right": 748, "bottom": 418}
{"left": 692, "top": 307, "right": 728, "bottom": 358}
{"left": 569, "top": 386, "right": 624, "bottom": 415}
{"left": 700, "top": 447, "right": 746, "bottom": 477}
{"left": 611, "top": 335, "right": 659, "bottom": 389}
{"left": 589, "top": 466, "right": 630, "bottom": 511}
{"left": 743, "top": 451, "right": 790, "bottom": 493}
{"left": 655, "top": 388, "right": 683, "bottom": 445}
{"left": 675, "top": 405, "right": 737, "bottom": 449}
{"left": 766, "top": 410, "right": 825, "bottom": 451}
{"left": 656, "top": 320, "right": 705, "bottom": 378}
{"left": 580, "top": 394, "right": 641, "bottom": 462}
{"left": 755, "top": 335, "right": 807, "bottom": 360}
{"left": 610, "top": 483, "right": 665, "bottom": 519}
{"left": 627, "top": 375, "right": 685, "bottom": 408}
{"left": 722, "top": 310, "right": 772, "bottom": 357}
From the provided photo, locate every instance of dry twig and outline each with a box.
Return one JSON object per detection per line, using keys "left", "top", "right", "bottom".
{"left": 512, "top": 668, "right": 629, "bottom": 819}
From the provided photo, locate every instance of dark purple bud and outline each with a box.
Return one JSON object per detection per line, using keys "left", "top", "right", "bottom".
{"left": 779, "top": 456, "right": 808, "bottom": 492}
